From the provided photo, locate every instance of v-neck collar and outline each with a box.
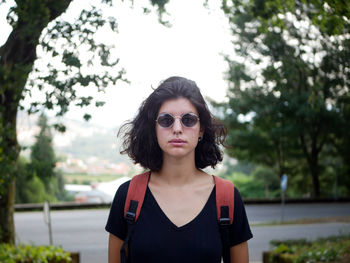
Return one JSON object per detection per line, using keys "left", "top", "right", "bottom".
{"left": 146, "top": 186, "right": 215, "bottom": 230}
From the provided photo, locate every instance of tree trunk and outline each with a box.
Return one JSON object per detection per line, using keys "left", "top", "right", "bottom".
{"left": 0, "top": 89, "right": 21, "bottom": 243}
{"left": 265, "top": 184, "right": 269, "bottom": 199}
{"left": 0, "top": 181, "right": 16, "bottom": 244}
{"left": 299, "top": 133, "right": 321, "bottom": 197}
{"left": 0, "top": 107, "right": 19, "bottom": 243}
{"left": 0, "top": 0, "right": 72, "bottom": 243}
{"left": 310, "top": 155, "right": 320, "bottom": 197}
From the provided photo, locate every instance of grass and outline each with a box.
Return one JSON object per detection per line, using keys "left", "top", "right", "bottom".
{"left": 63, "top": 173, "right": 125, "bottom": 184}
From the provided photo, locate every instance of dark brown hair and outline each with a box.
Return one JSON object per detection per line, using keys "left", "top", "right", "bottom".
{"left": 119, "top": 76, "right": 226, "bottom": 171}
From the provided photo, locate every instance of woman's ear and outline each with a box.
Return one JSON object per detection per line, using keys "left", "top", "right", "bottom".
{"left": 199, "top": 127, "right": 204, "bottom": 138}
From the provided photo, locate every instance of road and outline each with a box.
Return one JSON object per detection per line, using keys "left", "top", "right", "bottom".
{"left": 14, "top": 203, "right": 350, "bottom": 263}
{"left": 245, "top": 202, "right": 350, "bottom": 223}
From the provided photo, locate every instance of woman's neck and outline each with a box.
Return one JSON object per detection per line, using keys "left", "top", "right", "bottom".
{"left": 152, "top": 157, "right": 202, "bottom": 187}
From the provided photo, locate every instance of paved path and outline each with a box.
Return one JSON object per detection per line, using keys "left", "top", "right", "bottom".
{"left": 15, "top": 209, "right": 108, "bottom": 263}
{"left": 14, "top": 203, "right": 350, "bottom": 263}
{"left": 245, "top": 202, "right": 350, "bottom": 224}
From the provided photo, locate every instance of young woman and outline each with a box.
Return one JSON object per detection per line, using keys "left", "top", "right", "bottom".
{"left": 106, "top": 76, "right": 253, "bottom": 263}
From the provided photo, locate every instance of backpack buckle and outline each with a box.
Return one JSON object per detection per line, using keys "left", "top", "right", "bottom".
{"left": 219, "top": 217, "right": 230, "bottom": 225}
{"left": 126, "top": 211, "right": 136, "bottom": 222}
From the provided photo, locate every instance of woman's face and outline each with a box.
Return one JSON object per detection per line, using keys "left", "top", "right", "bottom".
{"left": 155, "top": 97, "right": 203, "bottom": 161}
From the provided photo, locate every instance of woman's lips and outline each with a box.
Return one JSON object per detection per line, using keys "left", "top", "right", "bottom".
{"left": 169, "top": 139, "right": 186, "bottom": 146}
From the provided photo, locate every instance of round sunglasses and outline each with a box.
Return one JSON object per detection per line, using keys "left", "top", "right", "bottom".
{"left": 156, "top": 113, "right": 200, "bottom": 128}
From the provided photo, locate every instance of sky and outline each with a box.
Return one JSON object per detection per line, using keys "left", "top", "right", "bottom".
{"left": 1, "top": 0, "right": 234, "bottom": 128}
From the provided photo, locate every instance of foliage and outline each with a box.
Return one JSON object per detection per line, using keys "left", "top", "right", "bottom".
{"left": 0, "top": 0, "right": 169, "bottom": 243}
{"left": 15, "top": 157, "right": 32, "bottom": 204}
{"left": 218, "top": 0, "right": 350, "bottom": 197}
{"left": 15, "top": 114, "right": 73, "bottom": 203}
{"left": 251, "top": 165, "right": 280, "bottom": 198}
{"left": 15, "top": 156, "right": 72, "bottom": 204}
{"left": 17, "top": 173, "right": 52, "bottom": 203}
{"left": 0, "top": 0, "right": 169, "bottom": 192}
{"left": 223, "top": 170, "right": 280, "bottom": 199}
{"left": 220, "top": 159, "right": 280, "bottom": 198}
{"left": 14, "top": 113, "right": 72, "bottom": 204}
{"left": 222, "top": 159, "right": 345, "bottom": 199}
{"left": 54, "top": 170, "right": 74, "bottom": 202}
{"left": 0, "top": 244, "right": 72, "bottom": 263}
{"left": 268, "top": 234, "right": 350, "bottom": 263}
{"left": 30, "top": 114, "right": 56, "bottom": 185}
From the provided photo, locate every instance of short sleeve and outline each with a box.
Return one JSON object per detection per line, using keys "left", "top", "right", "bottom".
{"left": 229, "top": 187, "right": 253, "bottom": 246}
{"left": 105, "top": 181, "right": 130, "bottom": 240}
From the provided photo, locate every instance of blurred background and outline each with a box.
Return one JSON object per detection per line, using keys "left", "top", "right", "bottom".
{"left": 1, "top": 0, "right": 349, "bottom": 262}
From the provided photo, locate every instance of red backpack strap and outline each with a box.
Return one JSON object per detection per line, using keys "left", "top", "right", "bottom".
{"left": 121, "top": 171, "right": 150, "bottom": 263}
{"left": 124, "top": 171, "right": 150, "bottom": 222}
{"left": 214, "top": 175, "right": 235, "bottom": 225}
{"left": 214, "top": 176, "right": 235, "bottom": 263}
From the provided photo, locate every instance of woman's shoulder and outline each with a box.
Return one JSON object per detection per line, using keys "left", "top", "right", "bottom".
{"left": 116, "top": 180, "right": 131, "bottom": 194}
{"left": 112, "top": 180, "right": 131, "bottom": 204}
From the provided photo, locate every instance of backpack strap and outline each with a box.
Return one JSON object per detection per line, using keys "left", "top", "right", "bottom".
{"left": 124, "top": 171, "right": 150, "bottom": 222}
{"left": 121, "top": 171, "right": 150, "bottom": 263}
{"left": 214, "top": 176, "right": 235, "bottom": 224}
{"left": 214, "top": 175, "right": 235, "bottom": 263}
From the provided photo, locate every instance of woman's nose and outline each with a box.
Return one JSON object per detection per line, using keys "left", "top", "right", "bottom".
{"left": 172, "top": 118, "right": 183, "bottom": 133}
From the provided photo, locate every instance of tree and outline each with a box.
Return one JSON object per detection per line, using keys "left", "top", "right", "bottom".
{"left": 29, "top": 113, "right": 68, "bottom": 200}
{"left": 30, "top": 114, "right": 56, "bottom": 186}
{"left": 218, "top": 0, "right": 350, "bottom": 197}
{"left": 0, "top": 0, "right": 168, "bottom": 244}
{"left": 251, "top": 166, "right": 279, "bottom": 199}
{"left": 15, "top": 159, "right": 52, "bottom": 204}
{"left": 15, "top": 115, "right": 71, "bottom": 204}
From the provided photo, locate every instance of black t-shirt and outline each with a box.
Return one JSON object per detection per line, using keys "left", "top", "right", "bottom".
{"left": 105, "top": 180, "right": 253, "bottom": 263}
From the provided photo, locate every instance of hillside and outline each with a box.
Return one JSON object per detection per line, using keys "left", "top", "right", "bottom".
{"left": 17, "top": 111, "right": 133, "bottom": 171}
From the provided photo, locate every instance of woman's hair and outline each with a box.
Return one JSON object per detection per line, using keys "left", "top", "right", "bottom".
{"left": 119, "top": 76, "right": 227, "bottom": 171}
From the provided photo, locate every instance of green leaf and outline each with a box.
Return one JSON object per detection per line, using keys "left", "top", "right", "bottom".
{"left": 83, "top": 113, "right": 91, "bottom": 121}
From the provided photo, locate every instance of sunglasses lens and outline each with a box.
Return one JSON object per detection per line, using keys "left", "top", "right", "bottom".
{"left": 181, "top": 113, "right": 198, "bottom": 127}
{"left": 157, "top": 114, "right": 174, "bottom": 128}
{"left": 157, "top": 113, "right": 199, "bottom": 128}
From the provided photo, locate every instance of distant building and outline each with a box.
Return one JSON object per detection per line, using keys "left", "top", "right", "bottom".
{"left": 64, "top": 176, "right": 130, "bottom": 203}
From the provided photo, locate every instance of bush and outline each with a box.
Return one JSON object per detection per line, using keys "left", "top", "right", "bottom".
{"left": 15, "top": 157, "right": 73, "bottom": 204}
{"left": 225, "top": 172, "right": 279, "bottom": 198}
{"left": 0, "top": 244, "right": 72, "bottom": 263}
{"left": 266, "top": 234, "right": 350, "bottom": 263}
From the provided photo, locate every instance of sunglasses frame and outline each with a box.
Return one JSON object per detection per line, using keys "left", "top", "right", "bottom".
{"left": 156, "top": 112, "right": 200, "bottom": 128}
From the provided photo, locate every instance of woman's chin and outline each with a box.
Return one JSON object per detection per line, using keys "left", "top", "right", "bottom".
{"left": 163, "top": 148, "right": 195, "bottom": 159}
